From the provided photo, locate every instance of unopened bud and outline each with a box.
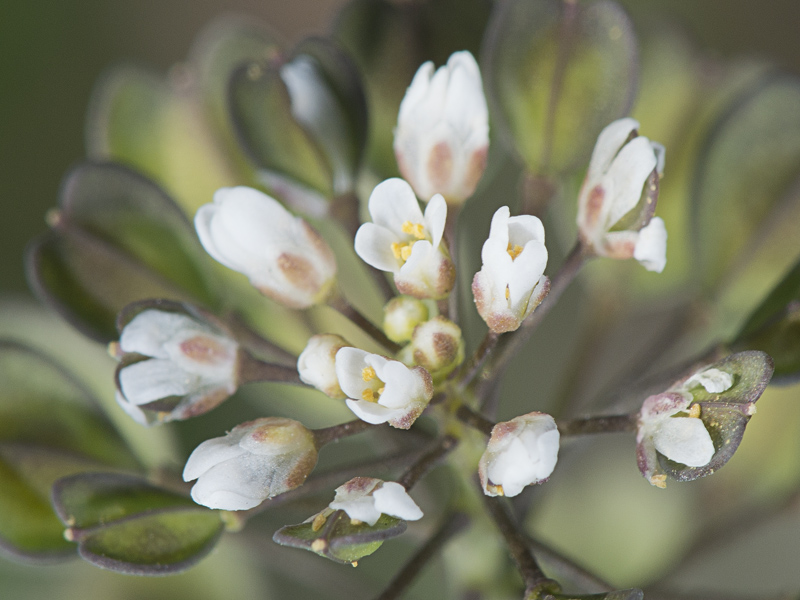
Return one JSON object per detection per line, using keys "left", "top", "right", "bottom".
{"left": 297, "top": 334, "right": 351, "bottom": 399}
{"left": 408, "top": 316, "right": 464, "bottom": 380}
{"left": 383, "top": 296, "right": 430, "bottom": 344}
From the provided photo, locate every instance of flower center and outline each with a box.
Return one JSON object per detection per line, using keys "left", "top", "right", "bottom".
{"left": 507, "top": 243, "right": 523, "bottom": 260}
{"left": 391, "top": 221, "right": 427, "bottom": 265}
{"left": 361, "top": 366, "right": 386, "bottom": 403}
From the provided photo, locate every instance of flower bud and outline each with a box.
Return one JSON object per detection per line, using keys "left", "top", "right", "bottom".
{"left": 195, "top": 186, "right": 337, "bottom": 308}
{"left": 577, "top": 118, "right": 667, "bottom": 272}
{"left": 354, "top": 178, "right": 455, "bottom": 299}
{"left": 115, "top": 307, "right": 240, "bottom": 425}
{"left": 322, "top": 477, "right": 423, "bottom": 527}
{"left": 407, "top": 316, "right": 464, "bottom": 380}
{"left": 394, "top": 51, "right": 489, "bottom": 205}
{"left": 383, "top": 296, "right": 430, "bottom": 344}
{"left": 335, "top": 347, "right": 433, "bottom": 430}
{"left": 183, "top": 417, "right": 319, "bottom": 510}
{"left": 297, "top": 334, "right": 351, "bottom": 399}
{"left": 479, "top": 412, "right": 560, "bottom": 497}
{"left": 636, "top": 392, "right": 715, "bottom": 488}
{"left": 472, "top": 206, "right": 550, "bottom": 333}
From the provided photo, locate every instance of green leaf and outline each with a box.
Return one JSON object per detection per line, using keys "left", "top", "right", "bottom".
{"left": 550, "top": 590, "right": 643, "bottom": 600}
{"left": 53, "top": 472, "right": 223, "bottom": 575}
{"left": 659, "top": 351, "right": 774, "bottom": 482}
{"left": 26, "top": 163, "right": 220, "bottom": 342}
{"left": 733, "top": 257, "right": 800, "bottom": 384}
{"left": 483, "top": 0, "right": 637, "bottom": 175}
{"left": 86, "top": 65, "right": 240, "bottom": 214}
{"left": 0, "top": 342, "right": 139, "bottom": 561}
{"left": 228, "top": 59, "right": 334, "bottom": 200}
{"left": 692, "top": 75, "right": 800, "bottom": 289}
{"left": 334, "top": 0, "right": 492, "bottom": 176}
{"left": 273, "top": 510, "right": 407, "bottom": 565}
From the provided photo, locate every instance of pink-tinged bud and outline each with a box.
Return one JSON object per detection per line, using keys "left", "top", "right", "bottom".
{"left": 297, "top": 334, "right": 351, "bottom": 399}
{"left": 183, "top": 417, "right": 318, "bottom": 511}
{"left": 354, "top": 178, "right": 455, "bottom": 300}
{"left": 394, "top": 51, "right": 489, "bottom": 205}
{"left": 479, "top": 412, "right": 560, "bottom": 497}
{"left": 335, "top": 347, "right": 433, "bottom": 430}
{"left": 407, "top": 316, "right": 464, "bottom": 380}
{"left": 195, "top": 186, "right": 337, "bottom": 309}
{"left": 577, "top": 118, "right": 667, "bottom": 273}
{"left": 472, "top": 206, "right": 550, "bottom": 333}
{"left": 115, "top": 308, "right": 240, "bottom": 425}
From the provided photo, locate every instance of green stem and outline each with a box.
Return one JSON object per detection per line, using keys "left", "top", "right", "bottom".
{"left": 456, "top": 330, "right": 499, "bottom": 388}
{"left": 224, "top": 311, "right": 298, "bottom": 365}
{"left": 329, "top": 293, "right": 402, "bottom": 354}
{"left": 456, "top": 404, "right": 495, "bottom": 436}
{"left": 312, "top": 419, "right": 378, "bottom": 448}
{"left": 526, "top": 534, "right": 613, "bottom": 593}
{"left": 556, "top": 414, "right": 638, "bottom": 437}
{"left": 397, "top": 435, "right": 458, "bottom": 490}
{"left": 236, "top": 351, "right": 305, "bottom": 385}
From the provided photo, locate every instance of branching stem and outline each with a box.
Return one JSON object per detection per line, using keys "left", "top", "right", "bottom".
{"left": 397, "top": 435, "right": 458, "bottom": 490}
{"left": 329, "top": 293, "right": 402, "bottom": 354}
{"left": 236, "top": 351, "right": 305, "bottom": 385}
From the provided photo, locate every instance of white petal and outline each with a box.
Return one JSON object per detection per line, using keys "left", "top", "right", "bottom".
{"left": 114, "top": 392, "right": 154, "bottom": 426}
{"left": 335, "top": 347, "right": 372, "bottom": 400}
{"left": 633, "top": 217, "right": 667, "bottom": 273}
{"left": 368, "top": 178, "right": 424, "bottom": 232}
{"left": 604, "top": 136, "right": 658, "bottom": 227}
{"left": 182, "top": 435, "right": 248, "bottom": 481}
{"left": 653, "top": 417, "right": 715, "bottom": 467}
{"left": 330, "top": 495, "right": 382, "bottom": 526}
{"left": 372, "top": 482, "right": 423, "bottom": 521}
{"left": 354, "top": 223, "right": 401, "bottom": 273}
{"left": 118, "top": 359, "right": 194, "bottom": 405}
{"left": 507, "top": 214, "right": 545, "bottom": 247}
{"left": 345, "top": 399, "right": 399, "bottom": 425}
{"left": 686, "top": 368, "right": 733, "bottom": 394}
{"left": 587, "top": 118, "right": 640, "bottom": 183}
{"left": 397, "top": 61, "right": 434, "bottom": 124}
{"left": 423, "top": 193, "right": 448, "bottom": 249}
{"left": 120, "top": 310, "right": 201, "bottom": 357}
{"left": 191, "top": 487, "right": 262, "bottom": 511}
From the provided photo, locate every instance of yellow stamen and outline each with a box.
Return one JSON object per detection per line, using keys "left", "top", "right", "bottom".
{"left": 391, "top": 242, "right": 403, "bottom": 260}
{"left": 377, "top": 386, "right": 385, "bottom": 395}
{"left": 311, "top": 539, "right": 327, "bottom": 553}
{"left": 402, "top": 221, "right": 426, "bottom": 240}
{"left": 362, "top": 366, "right": 377, "bottom": 382}
{"left": 311, "top": 512, "right": 327, "bottom": 532}
{"left": 505, "top": 285, "right": 510, "bottom": 300}
{"left": 350, "top": 518, "right": 363, "bottom": 526}
{"left": 352, "top": 561, "right": 359, "bottom": 568}
{"left": 400, "top": 244, "right": 414, "bottom": 261}
{"left": 392, "top": 240, "right": 415, "bottom": 263}
{"left": 362, "top": 388, "right": 377, "bottom": 402}
{"left": 507, "top": 243, "right": 524, "bottom": 260}
{"left": 487, "top": 483, "right": 505, "bottom": 496}
{"left": 650, "top": 474, "right": 667, "bottom": 489}
{"left": 688, "top": 404, "right": 701, "bottom": 419}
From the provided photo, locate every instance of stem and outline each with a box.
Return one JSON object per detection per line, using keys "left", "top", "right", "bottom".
{"left": 526, "top": 535, "right": 613, "bottom": 593}
{"left": 375, "top": 512, "right": 470, "bottom": 600}
{"left": 397, "top": 435, "right": 458, "bottom": 490}
{"left": 521, "top": 173, "right": 558, "bottom": 217}
{"left": 445, "top": 203, "right": 461, "bottom": 324}
{"left": 482, "top": 492, "right": 560, "bottom": 599}
{"left": 477, "top": 242, "right": 588, "bottom": 392}
{"left": 456, "top": 330, "right": 499, "bottom": 388}
{"left": 313, "top": 419, "right": 378, "bottom": 448}
{"left": 236, "top": 351, "right": 305, "bottom": 385}
{"left": 329, "top": 293, "right": 402, "bottom": 354}
{"left": 556, "top": 414, "right": 638, "bottom": 437}
{"left": 224, "top": 311, "right": 297, "bottom": 365}
{"left": 456, "top": 404, "right": 495, "bottom": 437}
{"left": 331, "top": 190, "right": 361, "bottom": 240}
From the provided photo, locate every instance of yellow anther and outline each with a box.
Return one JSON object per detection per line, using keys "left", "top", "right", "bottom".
{"left": 362, "top": 366, "right": 377, "bottom": 382}
{"left": 400, "top": 244, "right": 414, "bottom": 261}
{"left": 401, "top": 221, "right": 426, "bottom": 240}
{"left": 487, "top": 483, "right": 505, "bottom": 496}
{"left": 311, "top": 539, "right": 327, "bottom": 553}
{"left": 507, "top": 243, "right": 524, "bottom": 260}
{"left": 377, "top": 386, "right": 385, "bottom": 395}
{"left": 392, "top": 241, "right": 415, "bottom": 263}
{"left": 350, "top": 518, "right": 363, "bottom": 526}
{"left": 688, "top": 404, "right": 701, "bottom": 419}
{"left": 650, "top": 474, "right": 667, "bottom": 489}
{"left": 362, "top": 388, "right": 377, "bottom": 402}
{"left": 391, "top": 242, "right": 403, "bottom": 260}
{"left": 505, "top": 285, "right": 510, "bottom": 300}
{"left": 352, "top": 561, "right": 359, "bottom": 568}
{"left": 311, "top": 512, "right": 327, "bottom": 532}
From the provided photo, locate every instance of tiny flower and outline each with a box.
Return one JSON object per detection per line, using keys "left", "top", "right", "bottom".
{"left": 472, "top": 206, "right": 550, "bottom": 333}
{"left": 684, "top": 367, "right": 734, "bottom": 394}
{"left": 406, "top": 316, "right": 465, "bottom": 380}
{"left": 325, "top": 477, "right": 423, "bottom": 526}
{"left": 183, "top": 417, "right": 319, "bottom": 510}
{"left": 297, "top": 334, "right": 351, "bottom": 399}
{"left": 394, "top": 50, "right": 489, "bottom": 204}
{"left": 115, "top": 308, "right": 240, "bottom": 424}
{"left": 637, "top": 392, "right": 715, "bottom": 488}
{"left": 354, "top": 178, "right": 455, "bottom": 299}
{"left": 577, "top": 118, "right": 667, "bottom": 272}
{"left": 195, "top": 186, "right": 337, "bottom": 309}
{"left": 383, "top": 296, "right": 430, "bottom": 344}
{"left": 335, "top": 347, "right": 433, "bottom": 429}
{"left": 479, "top": 412, "right": 560, "bottom": 497}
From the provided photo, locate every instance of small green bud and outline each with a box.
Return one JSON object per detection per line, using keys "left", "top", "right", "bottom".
{"left": 383, "top": 296, "right": 430, "bottom": 343}
{"left": 408, "top": 316, "right": 464, "bottom": 380}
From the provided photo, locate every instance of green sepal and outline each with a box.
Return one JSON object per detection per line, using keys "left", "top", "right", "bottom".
{"left": 26, "top": 162, "right": 220, "bottom": 342}
{"left": 333, "top": 0, "right": 492, "bottom": 177}
{"left": 0, "top": 341, "right": 139, "bottom": 561}
{"left": 483, "top": 0, "right": 637, "bottom": 175}
{"left": 733, "top": 257, "right": 800, "bottom": 384}
{"left": 659, "top": 351, "right": 774, "bottom": 482}
{"left": 691, "top": 75, "right": 800, "bottom": 290}
{"left": 548, "top": 590, "right": 643, "bottom": 600}
{"left": 273, "top": 510, "right": 407, "bottom": 565}
{"left": 52, "top": 472, "right": 223, "bottom": 575}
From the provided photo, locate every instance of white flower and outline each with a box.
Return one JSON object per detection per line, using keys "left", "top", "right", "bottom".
{"left": 297, "top": 334, "right": 351, "bottom": 399}
{"left": 637, "top": 392, "right": 715, "bottom": 488}
{"left": 335, "top": 347, "right": 433, "bottom": 429}
{"left": 394, "top": 50, "right": 489, "bottom": 204}
{"left": 472, "top": 206, "right": 550, "bottom": 333}
{"left": 577, "top": 118, "right": 667, "bottom": 272}
{"left": 183, "top": 417, "right": 319, "bottom": 510}
{"left": 685, "top": 367, "right": 734, "bottom": 394}
{"left": 195, "top": 186, "right": 337, "bottom": 309}
{"left": 327, "top": 477, "right": 423, "bottom": 526}
{"left": 354, "top": 178, "right": 455, "bottom": 299}
{"left": 115, "top": 309, "right": 239, "bottom": 424}
{"left": 479, "top": 412, "right": 560, "bottom": 497}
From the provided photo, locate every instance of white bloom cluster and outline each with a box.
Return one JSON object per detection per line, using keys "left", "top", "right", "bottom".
{"left": 327, "top": 477, "right": 423, "bottom": 526}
